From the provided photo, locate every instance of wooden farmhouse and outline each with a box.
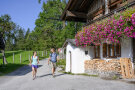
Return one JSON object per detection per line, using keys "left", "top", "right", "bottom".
{"left": 61, "top": 0, "right": 135, "bottom": 79}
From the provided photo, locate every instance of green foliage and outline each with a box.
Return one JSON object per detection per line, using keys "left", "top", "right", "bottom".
{"left": 57, "top": 59, "right": 66, "bottom": 70}
{"left": 28, "top": 0, "right": 83, "bottom": 50}
{"left": 122, "top": 8, "right": 135, "bottom": 18}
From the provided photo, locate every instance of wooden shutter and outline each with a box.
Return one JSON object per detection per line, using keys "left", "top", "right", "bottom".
{"left": 103, "top": 43, "right": 107, "bottom": 57}
{"left": 94, "top": 46, "right": 96, "bottom": 58}
{"left": 112, "top": 44, "right": 115, "bottom": 57}
{"left": 98, "top": 45, "right": 100, "bottom": 58}
{"left": 108, "top": 44, "right": 111, "bottom": 57}
{"left": 116, "top": 43, "right": 121, "bottom": 57}
{"left": 94, "top": 45, "right": 100, "bottom": 58}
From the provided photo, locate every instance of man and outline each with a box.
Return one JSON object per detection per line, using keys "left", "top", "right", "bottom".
{"left": 48, "top": 48, "right": 59, "bottom": 77}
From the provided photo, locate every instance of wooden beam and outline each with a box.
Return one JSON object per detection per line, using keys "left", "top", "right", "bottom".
{"left": 109, "top": 0, "right": 122, "bottom": 7}
{"left": 66, "top": 10, "right": 87, "bottom": 19}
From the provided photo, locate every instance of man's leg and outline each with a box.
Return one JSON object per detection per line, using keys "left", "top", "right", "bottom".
{"left": 52, "top": 67, "right": 55, "bottom": 75}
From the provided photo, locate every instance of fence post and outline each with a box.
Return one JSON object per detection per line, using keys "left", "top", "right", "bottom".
{"left": 42, "top": 51, "right": 43, "bottom": 57}
{"left": 20, "top": 54, "right": 21, "bottom": 63}
{"left": 13, "top": 53, "right": 14, "bottom": 63}
{"left": 44, "top": 51, "right": 46, "bottom": 56}
{"left": 46, "top": 51, "right": 47, "bottom": 56}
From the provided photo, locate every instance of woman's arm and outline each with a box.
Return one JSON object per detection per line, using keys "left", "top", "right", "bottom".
{"left": 30, "top": 56, "right": 32, "bottom": 65}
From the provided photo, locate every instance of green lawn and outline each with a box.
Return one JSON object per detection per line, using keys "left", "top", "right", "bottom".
{"left": 0, "top": 50, "right": 50, "bottom": 75}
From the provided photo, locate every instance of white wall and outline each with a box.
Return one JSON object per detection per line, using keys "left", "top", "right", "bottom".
{"left": 65, "top": 43, "right": 74, "bottom": 72}
{"left": 121, "top": 38, "right": 133, "bottom": 59}
{"left": 66, "top": 43, "right": 94, "bottom": 73}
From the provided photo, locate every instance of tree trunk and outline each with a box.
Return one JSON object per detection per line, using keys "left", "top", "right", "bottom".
{"left": 1, "top": 50, "right": 8, "bottom": 64}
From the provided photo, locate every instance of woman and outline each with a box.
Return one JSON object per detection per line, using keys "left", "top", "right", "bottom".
{"left": 30, "top": 51, "right": 39, "bottom": 80}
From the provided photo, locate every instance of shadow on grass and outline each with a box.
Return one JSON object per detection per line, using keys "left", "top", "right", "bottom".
{"left": 0, "top": 64, "right": 42, "bottom": 76}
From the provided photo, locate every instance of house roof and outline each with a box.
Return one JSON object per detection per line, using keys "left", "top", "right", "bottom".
{"left": 61, "top": 0, "right": 93, "bottom": 22}
{"left": 62, "top": 39, "right": 76, "bottom": 48}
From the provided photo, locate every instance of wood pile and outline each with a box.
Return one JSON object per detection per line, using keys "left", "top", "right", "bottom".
{"left": 85, "top": 58, "right": 135, "bottom": 79}
{"left": 85, "top": 59, "right": 121, "bottom": 74}
{"left": 120, "top": 58, "right": 135, "bottom": 78}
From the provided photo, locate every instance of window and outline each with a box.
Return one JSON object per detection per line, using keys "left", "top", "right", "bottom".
{"left": 85, "top": 51, "right": 88, "bottom": 55}
{"left": 103, "top": 43, "right": 121, "bottom": 58}
{"left": 94, "top": 45, "right": 100, "bottom": 58}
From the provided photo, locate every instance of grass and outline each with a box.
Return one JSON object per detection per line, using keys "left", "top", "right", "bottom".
{"left": 0, "top": 64, "right": 24, "bottom": 76}
{"left": 0, "top": 50, "right": 50, "bottom": 76}
{"left": 57, "top": 59, "right": 66, "bottom": 71}
{"left": 63, "top": 72, "right": 98, "bottom": 77}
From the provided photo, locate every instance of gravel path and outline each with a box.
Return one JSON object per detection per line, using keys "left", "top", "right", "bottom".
{"left": 0, "top": 59, "right": 135, "bottom": 90}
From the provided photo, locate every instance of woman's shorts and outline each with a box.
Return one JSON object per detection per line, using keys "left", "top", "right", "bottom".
{"left": 32, "top": 65, "right": 38, "bottom": 69}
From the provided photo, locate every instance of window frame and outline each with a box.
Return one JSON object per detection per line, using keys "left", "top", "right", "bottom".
{"left": 94, "top": 45, "right": 100, "bottom": 58}
{"left": 103, "top": 43, "right": 121, "bottom": 58}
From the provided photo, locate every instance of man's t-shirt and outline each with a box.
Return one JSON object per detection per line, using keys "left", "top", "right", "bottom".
{"left": 50, "top": 52, "right": 57, "bottom": 63}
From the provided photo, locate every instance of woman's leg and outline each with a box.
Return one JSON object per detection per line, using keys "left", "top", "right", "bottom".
{"left": 32, "top": 67, "right": 35, "bottom": 78}
{"left": 35, "top": 68, "right": 37, "bottom": 77}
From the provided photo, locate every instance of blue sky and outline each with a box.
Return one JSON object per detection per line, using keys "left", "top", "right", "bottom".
{"left": 0, "top": 0, "right": 47, "bottom": 31}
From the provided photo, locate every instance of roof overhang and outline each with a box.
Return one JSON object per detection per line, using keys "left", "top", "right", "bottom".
{"left": 61, "top": 0, "right": 93, "bottom": 22}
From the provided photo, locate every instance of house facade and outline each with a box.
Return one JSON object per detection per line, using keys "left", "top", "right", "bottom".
{"left": 61, "top": 0, "right": 135, "bottom": 78}
{"left": 63, "top": 39, "right": 94, "bottom": 73}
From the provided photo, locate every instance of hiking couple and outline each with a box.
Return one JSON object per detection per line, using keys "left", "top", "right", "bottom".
{"left": 29, "top": 48, "right": 58, "bottom": 80}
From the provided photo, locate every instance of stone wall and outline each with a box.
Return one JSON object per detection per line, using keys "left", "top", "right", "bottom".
{"left": 85, "top": 59, "right": 121, "bottom": 79}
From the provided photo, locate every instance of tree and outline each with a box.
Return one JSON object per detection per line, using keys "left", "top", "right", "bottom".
{"left": 15, "top": 27, "right": 25, "bottom": 50}
{"left": 29, "top": 0, "right": 83, "bottom": 50}
{"left": 0, "top": 14, "right": 16, "bottom": 64}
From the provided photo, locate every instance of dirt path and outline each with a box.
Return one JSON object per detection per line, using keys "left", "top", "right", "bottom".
{"left": 0, "top": 59, "right": 135, "bottom": 90}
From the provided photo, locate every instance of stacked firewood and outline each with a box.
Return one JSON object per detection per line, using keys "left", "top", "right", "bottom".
{"left": 84, "top": 59, "right": 121, "bottom": 74}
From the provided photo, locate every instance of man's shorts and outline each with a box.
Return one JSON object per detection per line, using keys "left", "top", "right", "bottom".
{"left": 32, "top": 65, "right": 38, "bottom": 69}
{"left": 51, "top": 62, "right": 57, "bottom": 69}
